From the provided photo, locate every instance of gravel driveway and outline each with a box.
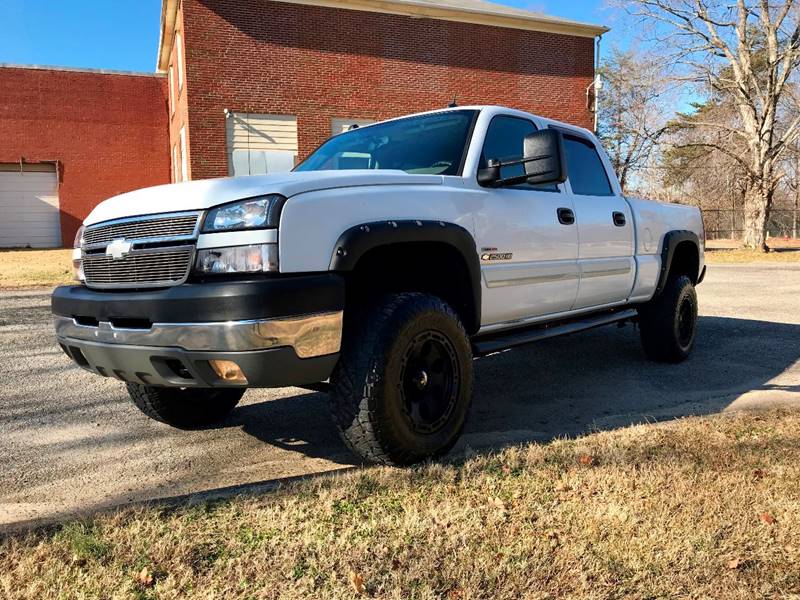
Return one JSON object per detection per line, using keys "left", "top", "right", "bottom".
{"left": 2, "top": 263, "right": 799, "bottom": 529}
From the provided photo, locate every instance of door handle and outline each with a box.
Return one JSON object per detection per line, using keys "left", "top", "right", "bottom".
{"left": 612, "top": 211, "right": 627, "bottom": 227}
{"left": 557, "top": 207, "right": 575, "bottom": 225}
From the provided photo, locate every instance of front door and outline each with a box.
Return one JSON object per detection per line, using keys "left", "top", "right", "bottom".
{"left": 561, "top": 134, "right": 635, "bottom": 309}
{"left": 472, "top": 115, "right": 580, "bottom": 328}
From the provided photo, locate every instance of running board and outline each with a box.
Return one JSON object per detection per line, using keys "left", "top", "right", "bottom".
{"left": 472, "top": 309, "right": 639, "bottom": 356}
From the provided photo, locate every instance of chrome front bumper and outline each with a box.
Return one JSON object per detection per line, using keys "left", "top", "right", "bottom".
{"left": 54, "top": 311, "right": 343, "bottom": 359}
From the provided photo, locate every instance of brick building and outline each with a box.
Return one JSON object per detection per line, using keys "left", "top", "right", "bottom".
{"left": 0, "top": 0, "right": 606, "bottom": 247}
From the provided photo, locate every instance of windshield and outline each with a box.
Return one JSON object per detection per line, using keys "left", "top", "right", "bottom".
{"left": 295, "top": 110, "right": 478, "bottom": 176}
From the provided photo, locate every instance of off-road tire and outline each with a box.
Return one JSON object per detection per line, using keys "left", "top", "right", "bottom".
{"left": 126, "top": 384, "right": 244, "bottom": 429}
{"left": 638, "top": 274, "right": 698, "bottom": 363}
{"left": 330, "top": 293, "right": 474, "bottom": 466}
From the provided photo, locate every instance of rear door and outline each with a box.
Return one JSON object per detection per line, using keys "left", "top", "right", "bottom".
{"left": 561, "top": 133, "right": 635, "bottom": 309}
{"left": 473, "top": 115, "right": 579, "bottom": 327}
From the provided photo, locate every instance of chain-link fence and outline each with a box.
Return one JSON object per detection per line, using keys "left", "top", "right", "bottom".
{"left": 701, "top": 209, "right": 800, "bottom": 239}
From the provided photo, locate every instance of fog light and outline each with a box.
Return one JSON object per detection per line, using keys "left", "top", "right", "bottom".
{"left": 209, "top": 360, "right": 248, "bottom": 384}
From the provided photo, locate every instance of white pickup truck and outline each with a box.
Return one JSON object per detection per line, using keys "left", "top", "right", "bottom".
{"left": 52, "top": 106, "right": 705, "bottom": 465}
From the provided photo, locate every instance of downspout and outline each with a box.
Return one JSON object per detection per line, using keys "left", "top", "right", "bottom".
{"left": 594, "top": 33, "right": 603, "bottom": 133}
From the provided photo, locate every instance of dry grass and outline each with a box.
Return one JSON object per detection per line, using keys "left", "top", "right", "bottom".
{"left": 706, "top": 238, "right": 800, "bottom": 263}
{"left": 2, "top": 410, "right": 799, "bottom": 599}
{"left": 0, "top": 249, "right": 73, "bottom": 289}
{"left": 705, "top": 248, "right": 800, "bottom": 263}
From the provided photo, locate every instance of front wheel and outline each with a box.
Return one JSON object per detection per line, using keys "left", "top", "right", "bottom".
{"left": 638, "top": 274, "right": 698, "bottom": 363}
{"left": 126, "top": 384, "right": 244, "bottom": 429}
{"left": 330, "top": 293, "right": 474, "bottom": 466}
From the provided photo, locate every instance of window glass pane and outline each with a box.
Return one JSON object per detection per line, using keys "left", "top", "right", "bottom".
{"left": 176, "top": 32, "right": 184, "bottom": 89}
{"left": 168, "top": 66, "right": 174, "bottom": 115}
{"left": 563, "top": 136, "right": 613, "bottom": 196}
{"left": 479, "top": 116, "right": 558, "bottom": 191}
{"left": 179, "top": 127, "right": 188, "bottom": 181}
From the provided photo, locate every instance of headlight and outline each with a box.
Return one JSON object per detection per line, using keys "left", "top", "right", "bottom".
{"left": 195, "top": 244, "right": 278, "bottom": 274}
{"left": 202, "top": 195, "right": 285, "bottom": 233}
{"left": 72, "top": 225, "right": 85, "bottom": 281}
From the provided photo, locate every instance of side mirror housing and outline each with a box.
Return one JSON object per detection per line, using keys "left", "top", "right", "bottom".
{"left": 477, "top": 128, "right": 567, "bottom": 188}
{"left": 523, "top": 129, "right": 567, "bottom": 185}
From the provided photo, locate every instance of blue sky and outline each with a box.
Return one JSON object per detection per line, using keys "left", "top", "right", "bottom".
{"left": 0, "top": 0, "right": 621, "bottom": 73}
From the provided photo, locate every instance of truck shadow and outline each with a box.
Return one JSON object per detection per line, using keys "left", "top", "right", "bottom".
{"left": 229, "top": 315, "right": 800, "bottom": 463}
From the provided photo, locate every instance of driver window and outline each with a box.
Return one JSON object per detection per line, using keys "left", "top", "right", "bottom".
{"left": 479, "top": 116, "right": 559, "bottom": 192}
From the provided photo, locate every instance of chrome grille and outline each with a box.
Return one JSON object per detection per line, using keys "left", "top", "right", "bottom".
{"left": 83, "top": 247, "right": 194, "bottom": 287}
{"left": 83, "top": 213, "right": 199, "bottom": 246}
{"left": 81, "top": 212, "right": 201, "bottom": 289}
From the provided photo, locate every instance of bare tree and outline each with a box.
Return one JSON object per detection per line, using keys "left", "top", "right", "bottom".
{"left": 597, "top": 48, "right": 671, "bottom": 191}
{"left": 624, "top": 0, "right": 800, "bottom": 250}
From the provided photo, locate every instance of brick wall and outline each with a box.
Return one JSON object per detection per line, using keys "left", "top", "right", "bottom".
{"left": 0, "top": 67, "right": 171, "bottom": 244}
{"left": 181, "top": 0, "right": 596, "bottom": 180}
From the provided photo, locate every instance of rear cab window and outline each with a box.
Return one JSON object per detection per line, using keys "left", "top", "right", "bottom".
{"left": 561, "top": 134, "right": 614, "bottom": 196}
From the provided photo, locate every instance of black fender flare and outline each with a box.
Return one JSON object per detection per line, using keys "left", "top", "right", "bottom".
{"left": 328, "top": 220, "right": 482, "bottom": 331}
{"left": 654, "top": 230, "right": 701, "bottom": 297}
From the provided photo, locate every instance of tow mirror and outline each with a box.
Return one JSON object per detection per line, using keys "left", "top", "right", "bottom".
{"left": 523, "top": 129, "right": 567, "bottom": 184}
{"left": 477, "top": 128, "right": 568, "bottom": 188}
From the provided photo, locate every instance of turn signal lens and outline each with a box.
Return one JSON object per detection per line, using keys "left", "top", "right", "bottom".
{"left": 195, "top": 244, "right": 278, "bottom": 274}
{"left": 209, "top": 359, "right": 248, "bottom": 384}
{"left": 73, "top": 225, "right": 85, "bottom": 248}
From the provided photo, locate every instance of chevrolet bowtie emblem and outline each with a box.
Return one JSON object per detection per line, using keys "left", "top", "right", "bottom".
{"left": 106, "top": 238, "right": 133, "bottom": 260}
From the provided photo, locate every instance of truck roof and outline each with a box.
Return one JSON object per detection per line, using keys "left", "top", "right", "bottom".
{"left": 351, "top": 105, "right": 595, "bottom": 139}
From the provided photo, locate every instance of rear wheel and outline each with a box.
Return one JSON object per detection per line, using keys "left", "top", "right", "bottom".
{"left": 126, "top": 384, "right": 244, "bottom": 429}
{"left": 330, "top": 293, "right": 474, "bottom": 466}
{"left": 638, "top": 274, "right": 698, "bottom": 363}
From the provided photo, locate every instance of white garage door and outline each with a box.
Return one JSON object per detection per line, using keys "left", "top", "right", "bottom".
{"left": 0, "top": 164, "right": 62, "bottom": 248}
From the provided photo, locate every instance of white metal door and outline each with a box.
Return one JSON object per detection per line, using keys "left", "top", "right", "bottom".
{"left": 226, "top": 113, "right": 298, "bottom": 175}
{"left": 561, "top": 135, "right": 635, "bottom": 309}
{"left": 0, "top": 164, "right": 61, "bottom": 248}
{"left": 475, "top": 187, "right": 579, "bottom": 326}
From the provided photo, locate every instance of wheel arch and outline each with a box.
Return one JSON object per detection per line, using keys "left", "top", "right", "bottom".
{"left": 329, "top": 220, "right": 482, "bottom": 334}
{"left": 654, "top": 230, "right": 701, "bottom": 297}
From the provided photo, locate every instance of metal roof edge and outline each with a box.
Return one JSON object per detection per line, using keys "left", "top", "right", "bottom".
{"left": 156, "top": 0, "right": 180, "bottom": 72}
{"left": 271, "top": 0, "right": 609, "bottom": 37}
{"left": 0, "top": 63, "right": 165, "bottom": 78}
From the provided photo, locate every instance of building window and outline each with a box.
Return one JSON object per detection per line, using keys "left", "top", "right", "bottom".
{"left": 168, "top": 65, "right": 175, "bottom": 116}
{"left": 331, "top": 118, "right": 376, "bottom": 136}
{"left": 172, "top": 144, "right": 179, "bottom": 182}
{"left": 176, "top": 32, "right": 184, "bottom": 91}
{"left": 179, "top": 127, "right": 188, "bottom": 181}
{"left": 226, "top": 112, "right": 298, "bottom": 176}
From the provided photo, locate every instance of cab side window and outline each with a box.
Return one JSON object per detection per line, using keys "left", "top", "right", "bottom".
{"left": 480, "top": 116, "right": 558, "bottom": 192}
{"left": 563, "top": 135, "right": 614, "bottom": 196}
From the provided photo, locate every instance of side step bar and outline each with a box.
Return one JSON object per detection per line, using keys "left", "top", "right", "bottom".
{"left": 472, "top": 308, "right": 639, "bottom": 356}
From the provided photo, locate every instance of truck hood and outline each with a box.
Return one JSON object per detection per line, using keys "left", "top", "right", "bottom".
{"left": 84, "top": 170, "right": 444, "bottom": 226}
